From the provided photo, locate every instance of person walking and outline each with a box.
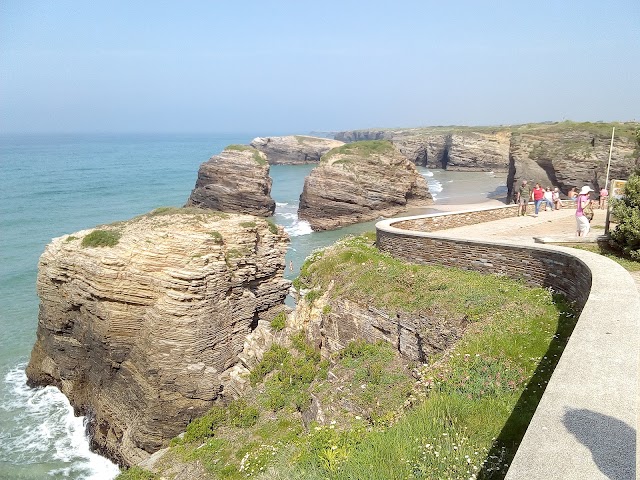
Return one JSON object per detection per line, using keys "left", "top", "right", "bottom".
{"left": 599, "top": 187, "right": 609, "bottom": 209}
{"left": 552, "top": 187, "right": 562, "bottom": 210}
{"left": 576, "top": 186, "right": 594, "bottom": 237}
{"left": 532, "top": 183, "right": 546, "bottom": 216}
{"left": 543, "top": 187, "right": 555, "bottom": 211}
{"left": 516, "top": 180, "right": 532, "bottom": 216}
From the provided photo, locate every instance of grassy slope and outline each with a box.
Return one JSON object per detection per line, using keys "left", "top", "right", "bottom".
{"left": 118, "top": 233, "right": 576, "bottom": 480}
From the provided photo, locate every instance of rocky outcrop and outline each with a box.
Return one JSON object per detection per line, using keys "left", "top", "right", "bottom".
{"left": 507, "top": 125, "right": 638, "bottom": 199}
{"left": 293, "top": 293, "right": 463, "bottom": 362}
{"left": 186, "top": 145, "right": 275, "bottom": 216}
{"left": 297, "top": 141, "right": 432, "bottom": 231}
{"left": 250, "top": 135, "right": 344, "bottom": 164}
{"left": 336, "top": 128, "right": 510, "bottom": 172}
{"left": 336, "top": 122, "right": 639, "bottom": 198}
{"left": 26, "top": 209, "right": 290, "bottom": 466}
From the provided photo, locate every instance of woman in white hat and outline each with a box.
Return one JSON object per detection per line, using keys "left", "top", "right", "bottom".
{"left": 575, "top": 186, "right": 594, "bottom": 236}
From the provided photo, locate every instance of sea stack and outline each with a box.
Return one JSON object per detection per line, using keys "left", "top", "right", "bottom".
{"left": 25, "top": 208, "right": 291, "bottom": 466}
{"left": 250, "top": 135, "right": 344, "bottom": 164}
{"left": 187, "top": 145, "right": 275, "bottom": 216}
{"left": 298, "top": 140, "right": 432, "bottom": 231}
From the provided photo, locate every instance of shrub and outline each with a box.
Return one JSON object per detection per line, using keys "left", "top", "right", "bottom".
{"left": 270, "top": 312, "right": 286, "bottom": 331}
{"left": 228, "top": 399, "right": 259, "bottom": 427}
{"left": 240, "top": 221, "right": 256, "bottom": 228}
{"left": 115, "top": 466, "right": 157, "bottom": 480}
{"left": 81, "top": 229, "right": 121, "bottom": 248}
{"left": 209, "top": 230, "right": 223, "bottom": 243}
{"left": 183, "top": 406, "right": 227, "bottom": 443}
{"left": 266, "top": 220, "right": 279, "bottom": 234}
{"left": 610, "top": 170, "right": 640, "bottom": 260}
{"left": 250, "top": 344, "right": 290, "bottom": 385}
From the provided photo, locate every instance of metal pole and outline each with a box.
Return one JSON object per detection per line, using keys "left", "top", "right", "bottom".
{"left": 605, "top": 127, "right": 615, "bottom": 189}
{"left": 604, "top": 127, "right": 615, "bottom": 235}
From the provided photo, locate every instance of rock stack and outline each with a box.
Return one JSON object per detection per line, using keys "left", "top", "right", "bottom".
{"left": 26, "top": 209, "right": 290, "bottom": 466}
{"left": 187, "top": 145, "right": 275, "bottom": 216}
{"left": 250, "top": 135, "right": 344, "bottom": 164}
{"left": 298, "top": 140, "right": 432, "bottom": 231}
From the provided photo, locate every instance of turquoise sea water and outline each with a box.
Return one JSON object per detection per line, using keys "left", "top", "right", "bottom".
{"left": 0, "top": 134, "right": 506, "bottom": 479}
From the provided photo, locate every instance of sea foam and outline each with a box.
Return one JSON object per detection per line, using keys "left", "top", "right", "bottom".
{"left": 1, "top": 364, "right": 120, "bottom": 479}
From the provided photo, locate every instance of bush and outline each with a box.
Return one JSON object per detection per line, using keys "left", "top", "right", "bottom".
{"left": 183, "top": 406, "right": 227, "bottom": 442}
{"left": 81, "top": 229, "right": 121, "bottom": 248}
{"left": 610, "top": 171, "right": 640, "bottom": 260}
{"left": 270, "top": 312, "right": 286, "bottom": 331}
{"left": 228, "top": 399, "right": 259, "bottom": 427}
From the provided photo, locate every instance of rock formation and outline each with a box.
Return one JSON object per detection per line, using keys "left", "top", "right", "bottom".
{"left": 186, "top": 145, "right": 275, "bottom": 216}
{"left": 250, "top": 135, "right": 344, "bottom": 164}
{"left": 26, "top": 208, "right": 291, "bottom": 466}
{"left": 298, "top": 140, "right": 432, "bottom": 231}
{"left": 335, "top": 122, "right": 639, "bottom": 198}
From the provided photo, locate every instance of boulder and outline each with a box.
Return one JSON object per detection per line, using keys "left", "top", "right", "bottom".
{"left": 298, "top": 140, "right": 432, "bottom": 231}
{"left": 186, "top": 145, "right": 275, "bottom": 216}
{"left": 25, "top": 208, "right": 290, "bottom": 466}
{"left": 250, "top": 135, "right": 344, "bottom": 164}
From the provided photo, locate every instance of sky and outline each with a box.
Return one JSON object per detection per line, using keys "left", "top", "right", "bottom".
{"left": 1, "top": 0, "right": 639, "bottom": 134}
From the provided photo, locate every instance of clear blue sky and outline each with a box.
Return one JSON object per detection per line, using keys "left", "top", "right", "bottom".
{"left": 1, "top": 0, "right": 639, "bottom": 134}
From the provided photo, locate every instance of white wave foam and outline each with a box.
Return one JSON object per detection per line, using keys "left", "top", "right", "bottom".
{"left": 422, "top": 170, "right": 434, "bottom": 177}
{"left": 275, "top": 202, "right": 289, "bottom": 207}
{"left": 1, "top": 364, "right": 120, "bottom": 479}
{"left": 285, "top": 219, "right": 313, "bottom": 237}
{"left": 427, "top": 179, "right": 443, "bottom": 195}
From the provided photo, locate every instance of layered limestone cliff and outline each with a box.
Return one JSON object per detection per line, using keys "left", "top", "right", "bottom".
{"left": 507, "top": 124, "right": 638, "bottom": 198}
{"left": 186, "top": 145, "right": 275, "bottom": 216}
{"left": 291, "top": 236, "right": 466, "bottom": 362}
{"left": 336, "top": 122, "right": 639, "bottom": 197}
{"left": 298, "top": 140, "right": 432, "bottom": 231}
{"left": 26, "top": 208, "right": 290, "bottom": 466}
{"left": 250, "top": 135, "right": 344, "bottom": 164}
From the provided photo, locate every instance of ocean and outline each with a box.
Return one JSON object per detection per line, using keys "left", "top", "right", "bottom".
{"left": 0, "top": 134, "right": 506, "bottom": 479}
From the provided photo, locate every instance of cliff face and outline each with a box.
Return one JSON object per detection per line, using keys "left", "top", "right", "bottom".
{"left": 508, "top": 125, "right": 638, "bottom": 197}
{"left": 26, "top": 209, "right": 290, "bottom": 466}
{"left": 186, "top": 146, "right": 275, "bottom": 216}
{"left": 297, "top": 141, "right": 432, "bottom": 231}
{"left": 250, "top": 135, "right": 344, "bottom": 164}
{"left": 336, "top": 122, "right": 639, "bottom": 197}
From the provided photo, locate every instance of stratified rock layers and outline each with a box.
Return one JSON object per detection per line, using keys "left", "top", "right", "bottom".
{"left": 298, "top": 141, "right": 432, "bottom": 231}
{"left": 250, "top": 135, "right": 344, "bottom": 164}
{"left": 187, "top": 146, "right": 275, "bottom": 216}
{"left": 335, "top": 122, "right": 639, "bottom": 198}
{"left": 26, "top": 210, "right": 290, "bottom": 466}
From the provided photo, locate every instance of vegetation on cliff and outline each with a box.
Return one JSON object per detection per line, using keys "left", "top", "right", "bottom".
{"left": 320, "top": 140, "right": 396, "bottom": 163}
{"left": 119, "top": 234, "right": 576, "bottom": 479}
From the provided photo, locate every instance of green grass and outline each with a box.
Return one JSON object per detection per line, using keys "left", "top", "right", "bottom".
{"left": 225, "top": 144, "right": 267, "bottom": 165}
{"left": 81, "top": 229, "right": 121, "bottom": 248}
{"left": 129, "top": 234, "right": 576, "bottom": 479}
{"left": 571, "top": 242, "right": 640, "bottom": 272}
{"left": 116, "top": 466, "right": 157, "bottom": 480}
{"left": 321, "top": 140, "right": 396, "bottom": 163}
{"left": 209, "top": 230, "right": 223, "bottom": 243}
{"left": 270, "top": 312, "right": 286, "bottom": 331}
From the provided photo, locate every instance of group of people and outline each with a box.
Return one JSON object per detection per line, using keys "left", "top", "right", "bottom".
{"left": 515, "top": 180, "right": 609, "bottom": 237}
{"left": 515, "top": 181, "right": 562, "bottom": 217}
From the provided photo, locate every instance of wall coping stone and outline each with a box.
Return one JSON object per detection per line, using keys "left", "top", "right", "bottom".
{"left": 376, "top": 208, "right": 638, "bottom": 480}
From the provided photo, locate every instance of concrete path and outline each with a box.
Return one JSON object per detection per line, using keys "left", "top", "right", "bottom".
{"left": 408, "top": 202, "right": 639, "bottom": 479}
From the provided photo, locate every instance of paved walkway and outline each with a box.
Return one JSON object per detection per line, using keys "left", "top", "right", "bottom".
{"left": 400, "top": 202, "right": 639, "bottom": 479}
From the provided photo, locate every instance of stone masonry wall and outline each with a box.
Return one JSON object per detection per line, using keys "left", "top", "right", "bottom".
{"left": 376, "top": 217, "right": 592, "bottom": 312}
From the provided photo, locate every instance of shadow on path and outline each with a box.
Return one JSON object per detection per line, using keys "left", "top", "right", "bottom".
{"left": 563, "top": 408, "right": 636, "bottom": 480}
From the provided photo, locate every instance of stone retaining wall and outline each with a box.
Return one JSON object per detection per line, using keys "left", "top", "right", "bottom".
{"left": 376, "top": 209, "right": 638, "bottom": 480}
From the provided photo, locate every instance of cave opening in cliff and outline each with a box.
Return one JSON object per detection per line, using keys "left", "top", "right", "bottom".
{"left": 441, "top": 145, "right": 450, "bottom": 169}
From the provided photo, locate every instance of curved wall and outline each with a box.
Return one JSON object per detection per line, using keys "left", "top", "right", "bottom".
{"left": 376, "top": 208, "right": 638, "bottom": 480}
